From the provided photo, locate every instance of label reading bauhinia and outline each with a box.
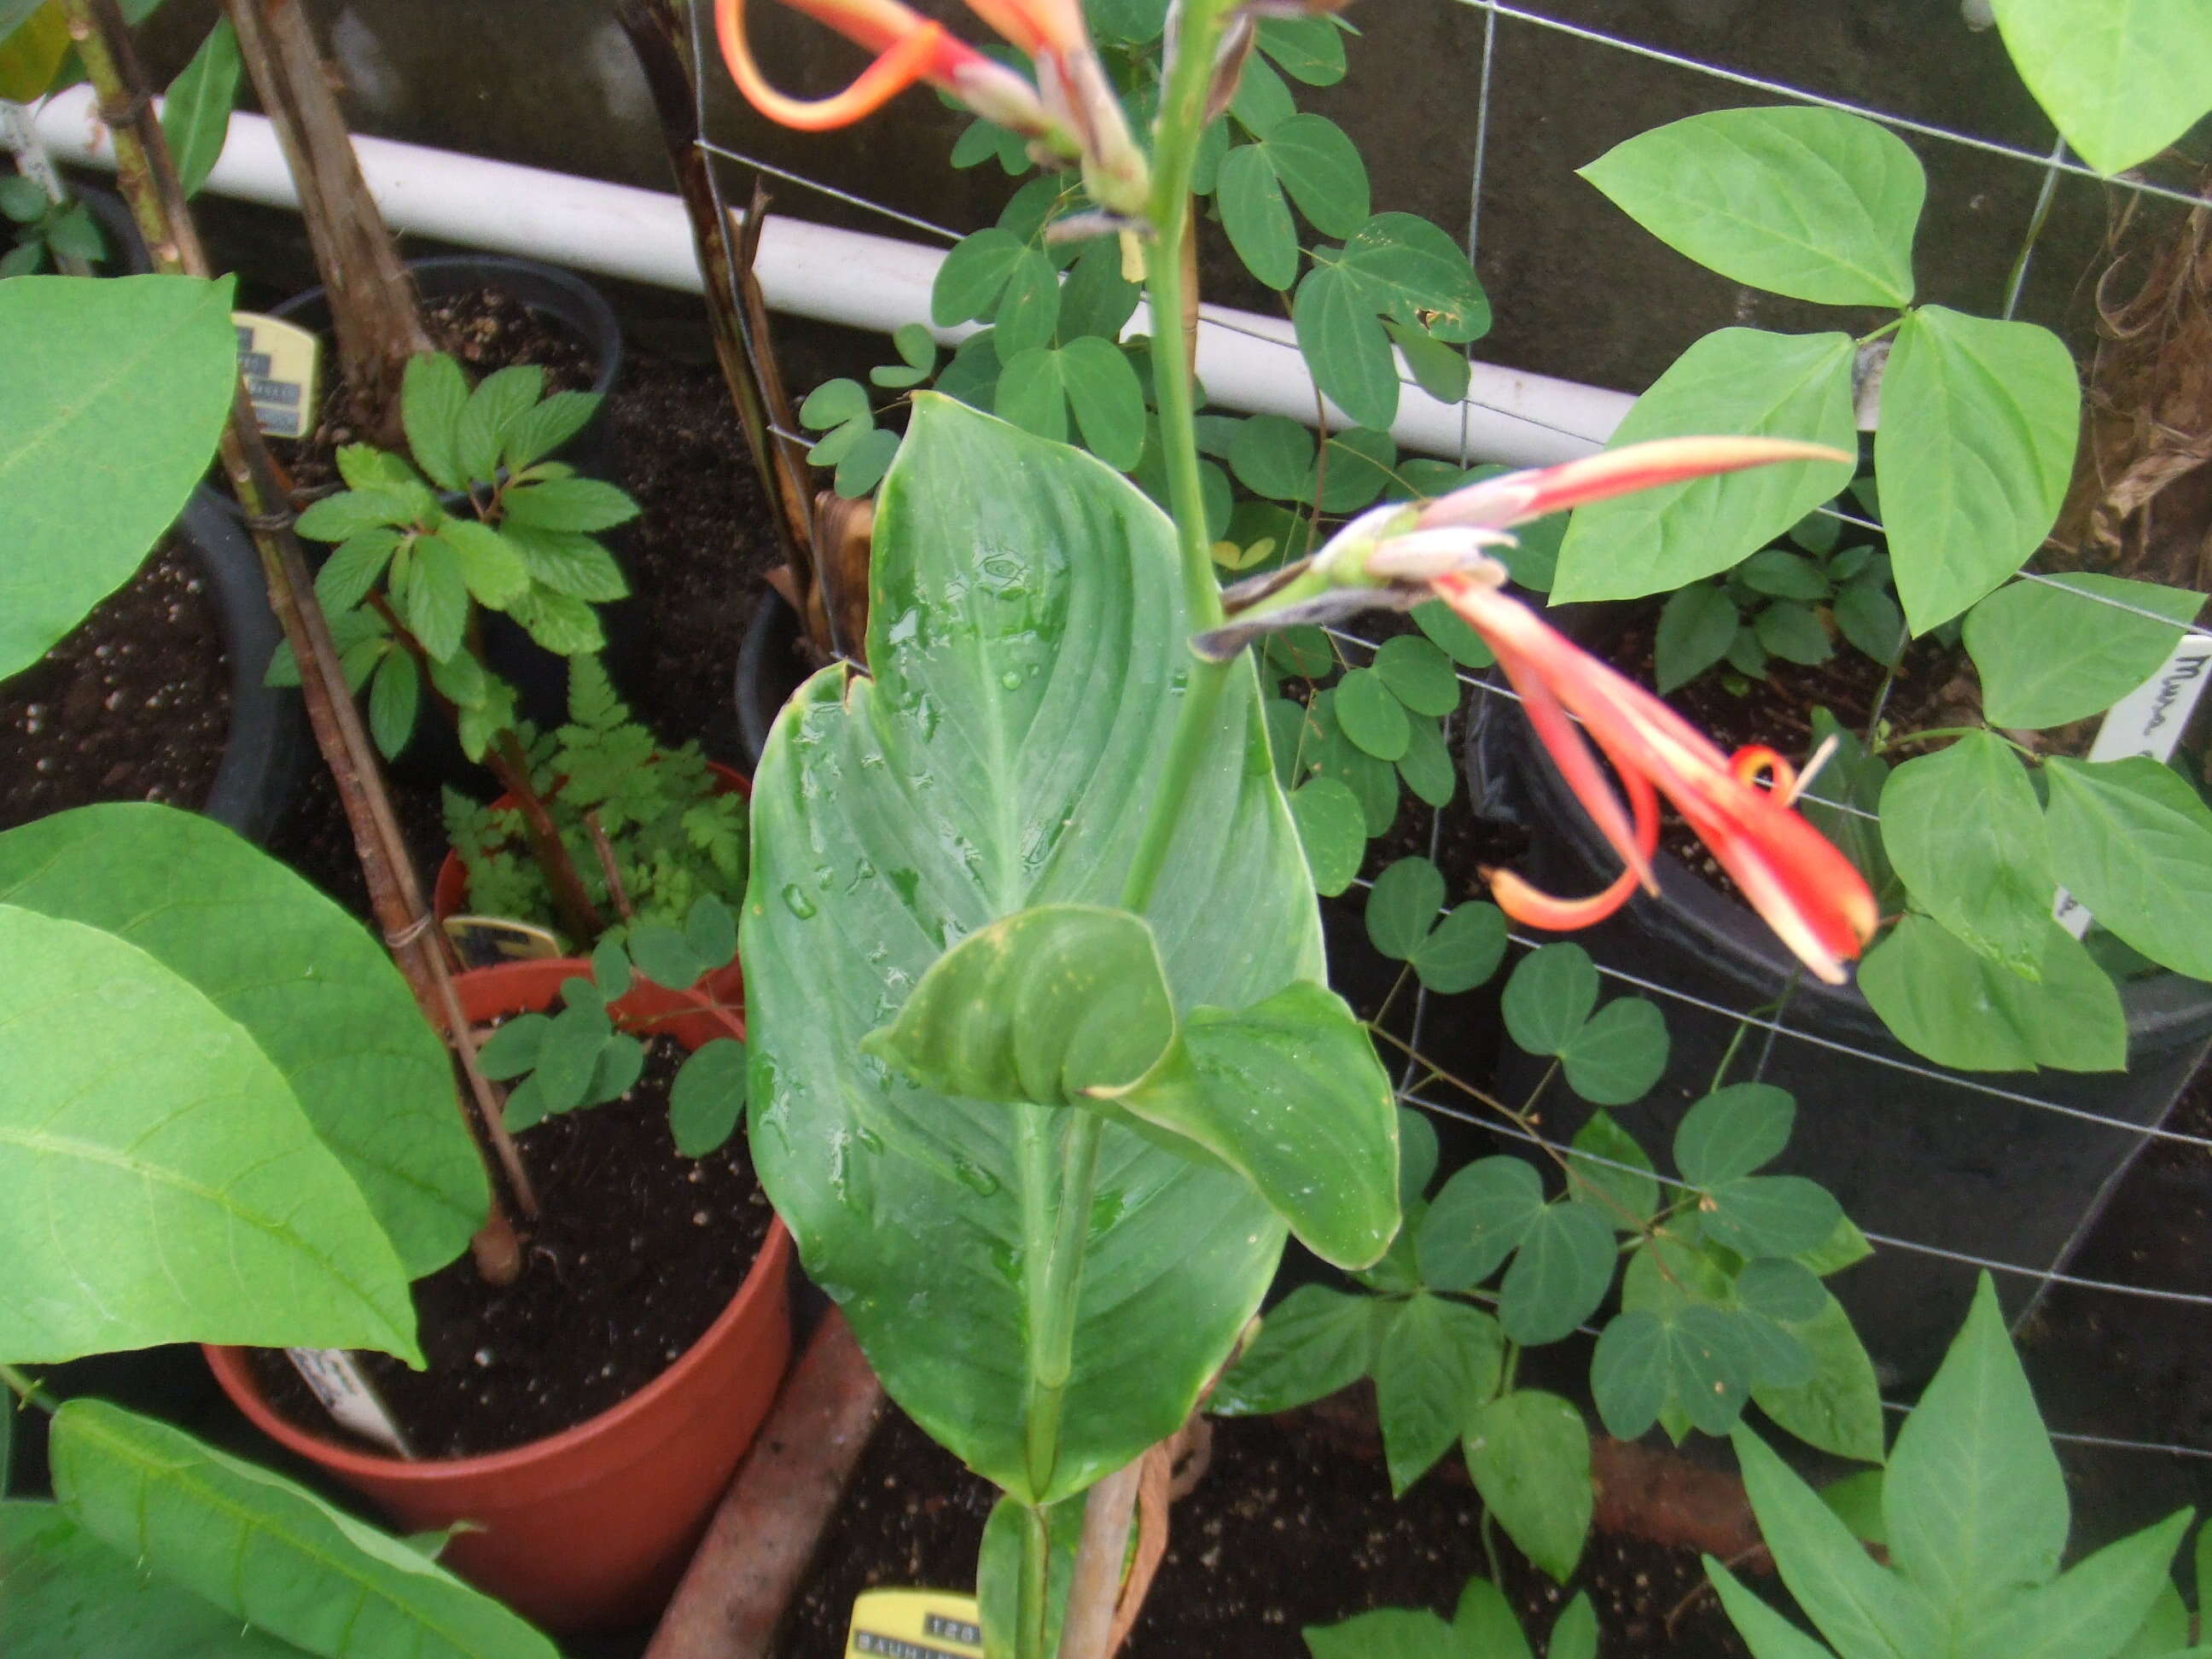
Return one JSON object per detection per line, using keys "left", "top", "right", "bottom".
{"left": 284, "top": 1348, "right": 412, "bottom": 1458}
{"left": 846, "top": 1589, "right": 986, "bottom": 1659}
{"left": 2052, "top": 632, "right": 2212, "bottom": 937}
{"left": 233, "top": 312, "right": 321, "bottom": 439}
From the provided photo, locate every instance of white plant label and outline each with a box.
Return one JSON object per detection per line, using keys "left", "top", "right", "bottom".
{"left": 233, "top": 311, "right": 322, "bottom": 439}
{"left": 284, "top": 1347, "right": 413, "bottom": 1458}
{"left": 2052, "top": 632, "right": 2212, "bottom": 936}
{"left": 1, "top": 102, "right": 67, "bottom": 203}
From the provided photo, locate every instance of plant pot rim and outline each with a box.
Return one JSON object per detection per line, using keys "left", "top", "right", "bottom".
{"left": 270, "top": 253, "right": 622, "bottom": 392}
{"left": 205, "top": 958, "right": 785, "bottom": 1484}
{"left": 1481, "top": 685, "right": 2212, "bottom": 1045}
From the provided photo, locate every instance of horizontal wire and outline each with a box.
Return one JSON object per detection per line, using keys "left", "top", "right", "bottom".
{"left": 1400, "top": 1086, "right": 2212, "bottom": 1301}
{"left": 695, "top": 137, "right": 966, "bottom": 242}
{"left": 1453, "top": 1, "right": 2212, "bottom": 212}
{"left": 1358, "top": 859, "right": 2212, "bottom": 1150}
{"left": 1876, "top": 1400, "right": 2212, "bottom": 1463}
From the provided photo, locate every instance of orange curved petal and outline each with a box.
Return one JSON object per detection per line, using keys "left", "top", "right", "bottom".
{"left": 718, "top": 0, "right": 968, "bottom": 129}
{"left": 961, "top": 0, "right": 1086, "bottom": 57}
{"left": 1428, "top": 568, "right": 1877, "bottom": 984}
{"left": 1486, "top": 862, "right": 1644, "bottom": 932}
{"left": 1483, "top": 751, "right": 1659, "bottom": 932}
{"left": 1491, "top": 633, "right": 1657, "bottom": 895}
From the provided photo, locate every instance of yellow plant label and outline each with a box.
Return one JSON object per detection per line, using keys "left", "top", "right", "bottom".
{"left": 845, "top": 1588, "right": 986, "bottom": 1659}
{"left": 233, "top": 311, "right": 320, "bottom": 439}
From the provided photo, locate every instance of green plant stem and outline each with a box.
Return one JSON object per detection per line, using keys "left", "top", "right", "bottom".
{"left": 1857, "top": 314, "right": 1906, "bottom": 348}
{"left": 1022, "top": 1501, "right": 1052, "bottom": 1657}
{"left": 1021, "top": 1110, "right": 1106, "bottom": 1497}
{"left": 1881, "top": 724, "right": 2034, "bottom": 760}
{"left": 0, "top": 1365, "right": 57, "bottom": 1412}
{"left": 1116, "top": 0, "right": 1242, "bottom": 918}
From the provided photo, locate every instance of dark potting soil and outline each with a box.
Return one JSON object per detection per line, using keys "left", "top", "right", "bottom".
{"left": 249, "top": 1039, "right": 775, "bottom": 1459}
{"left": 279, "top": 286, "right": 597, "bottom": 495}
{"left": 781, "top": 1406, "right": 1752, "bottom": 1659}
{"left": 604, "top": 354, "right": 789, "bottom": 757}
{"left": 0, "top": 538, "right": 230, "bottom": 831}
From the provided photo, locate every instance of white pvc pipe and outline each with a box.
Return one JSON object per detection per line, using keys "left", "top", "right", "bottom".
{"left": 22, "top": 84, "right": 1627, "bottom": 467}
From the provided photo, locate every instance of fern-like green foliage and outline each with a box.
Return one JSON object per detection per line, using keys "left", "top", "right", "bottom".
{"left": 444, "top": 657, "right": 748, "bottom": 947}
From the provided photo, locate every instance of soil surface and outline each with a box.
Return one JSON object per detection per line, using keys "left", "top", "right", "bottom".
{"left": 606, "top": 355, "right": 789, "bottom": 759}
{"left": 782, "top": 1405, "right": 1752, "bottom": 1659}
{"left": 0, "top": 538, "right": 230, "bottom": 831}
{"left": 279, "top": 285, "right": 598, "bottom": 494}
{"left": 252, "top": 1037, "right": 774, "bottom": 1458}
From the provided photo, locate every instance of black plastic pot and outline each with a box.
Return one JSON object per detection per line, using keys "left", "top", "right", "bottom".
{"left": 77, "top": 185, "right": 153, "bottom": 275}
{"left": 183, "top": 488, "right": 310, "bottom": 844}
{"left": 1468, "top": 693, "right": 2212, "bottom": 1385}
{"left": 268, "top": 254, "right": 626, "bottom": 486}
{"left": 734, "top": 588, "right": 813, "bottom": 771}
{"left": 268, "top": 256, "right": 632, "bottom": 782}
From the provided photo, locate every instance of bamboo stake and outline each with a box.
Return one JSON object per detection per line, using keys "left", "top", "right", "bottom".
{"left": 64, "top": 0, "right": 538, "bottom": 1282}
{"left": 222, "top": 0, "right": 432, "bottom": 448}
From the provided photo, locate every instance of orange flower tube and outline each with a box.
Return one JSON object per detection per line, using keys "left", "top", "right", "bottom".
{"left": 1428, "top": 566, "right": 1878, "bottom": 986}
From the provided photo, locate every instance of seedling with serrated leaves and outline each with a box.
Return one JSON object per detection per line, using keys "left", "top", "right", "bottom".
{"left": 473, "top": 935, "right": 750, "bottom": 1156}
{"left": 266, "top": 352, "right": 633, "bottom": 763}
{"left": 444, "top": 657, "right": 748, "bottom": 957}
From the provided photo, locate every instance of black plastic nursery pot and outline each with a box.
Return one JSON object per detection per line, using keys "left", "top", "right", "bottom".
{"left": 183, "top": 487, "right": 311, "bottom": 844}
{"left": 734, "top": 586, "right": 811, "bottom": 770}
{"left": 269, "top": 254, "right": 626, "bottom": 480}
{"left": 77, "top": 183, "right": 153, "bottom": 275}
{"left": 1467, "top": 694, "right": 2212, "bottom": 1386}
{"left": 266, "top": 254, "right": 633, "bottom": 780}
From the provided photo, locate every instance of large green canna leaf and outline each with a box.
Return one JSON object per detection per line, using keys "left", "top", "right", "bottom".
{"left": 0, "top": 275, "right": 241, "bottom": 678}
{"left": 0, "top": 805, "right": 484, "bottom": 1278}
{"left": 0, "top": 1500, "right": 301, "bottom": 1657}
{"left": 742, "top": 396, "right": 1336, "bottom": 1505}
{"left": 49, "top": 1403, "right": 556, "bottom": 1659}
{"left": 0, "top": 904, "right": 418, "bottom": 1363}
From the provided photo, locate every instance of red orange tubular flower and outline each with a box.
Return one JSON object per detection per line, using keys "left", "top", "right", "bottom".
{"left": 1219, "top": 436, "right": 1880, "bottom": 985}
{"left": 716, "top": 0, "right": 1148, "bottom": 216}
{"left": 1429, "top": 562, "right": 1878, "bottom": 986}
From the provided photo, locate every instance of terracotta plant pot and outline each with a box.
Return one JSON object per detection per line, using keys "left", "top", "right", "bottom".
{"left": 434, "top": 762, "right": 750, "bottom": 1014}
{"left": 206, "top": 958, "right": 791, "bottom": 1633}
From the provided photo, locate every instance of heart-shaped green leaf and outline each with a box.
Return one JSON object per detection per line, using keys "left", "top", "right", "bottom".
{"left": 1579, "top": 107, "right": 1924, "bottom": 306}
{"left": 1880, "top": 732, "right": 2052, "bottom": 977}
{"left": 1876, "top": 308, "right": 2080, "bottom": 632}
{"left": 1551, "top": 329, "right": 1858, "bottom": 605}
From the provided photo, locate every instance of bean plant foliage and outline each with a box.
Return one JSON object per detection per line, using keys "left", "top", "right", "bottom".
{"left": 1214, "top": 977, "right": 1880, "bottom": 1586}
{"left": 1564, "top": 102, "right": 2212, "bottom": 1073}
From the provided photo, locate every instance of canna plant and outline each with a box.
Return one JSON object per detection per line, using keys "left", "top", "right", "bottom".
{"left": 1552, "top": 101, "right": 2212, "bottom": 1074}
{"left": 720, "top": 1, "right": 1872, "bottom": 1653}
